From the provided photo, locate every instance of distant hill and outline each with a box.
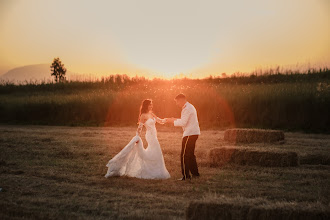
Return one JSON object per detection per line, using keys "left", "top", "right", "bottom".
{"left": 0, "top": 64, "right": 77, "bottom": 83}
{"left": 0, "top": 66, "right": 12, "bottom": 76}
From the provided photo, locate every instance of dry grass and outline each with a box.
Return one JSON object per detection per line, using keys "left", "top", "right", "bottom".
{"left": 0, "top": 125, "right": 329, "bottom": 219}
{"left": 1, "top": 78, "right": 330, "bottom": 132}
{"left": 209, "top": 147, "right": 298, "bottom": 167}
{"left": 224, "top": 129, "right": 285, "bottom": 144}
{"left": 186, "top": 195, "right": 330, "bottom": 220}
{"left": 300, "top": 154, "right": 330, "bottom": 165}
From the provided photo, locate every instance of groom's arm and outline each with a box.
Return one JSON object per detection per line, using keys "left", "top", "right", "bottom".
{"left": 173, "top": 108, "right": 191, "bottom": 127}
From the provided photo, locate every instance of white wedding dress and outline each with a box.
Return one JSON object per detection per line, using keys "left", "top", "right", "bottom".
{"left": 105, "top": 118, "right": 171, "bottom": 179}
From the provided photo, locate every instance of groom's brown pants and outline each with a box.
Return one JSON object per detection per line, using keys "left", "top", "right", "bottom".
{"left": 181, "top": 135, "right": 199, "bottom": 179}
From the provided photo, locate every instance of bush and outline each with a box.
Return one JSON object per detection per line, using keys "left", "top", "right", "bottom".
{"left": 0, "top": 70, "right": 329, "bottom": 132}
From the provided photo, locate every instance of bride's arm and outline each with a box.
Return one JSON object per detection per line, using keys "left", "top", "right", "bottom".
{"left": 136, "top": 122, "right": 143, "bottom": 136}
{"left": 151, "top": 113, "right": 166, "bottom": 125}
{"left": 136, "top": 114, "right": 146, "bottom": 136}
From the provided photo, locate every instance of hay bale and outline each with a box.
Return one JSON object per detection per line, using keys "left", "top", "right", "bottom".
{"left": 186, "top": 197, "right": 330, "bottom": 220}
{"left": 247, "top": 206, "right": 330, "bottom": 220}
{"left": 209, "top": 147, "right": 298, "bottom": 167}
{"left": 186, "top": 202, "right": 248, "bottom": 220}
{"left": 224, "top": 129, "right": 285, "bottom": 143}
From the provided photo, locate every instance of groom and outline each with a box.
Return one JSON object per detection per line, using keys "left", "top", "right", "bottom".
{"left": 166, "top": 94, "right": 201, "bottom": 181}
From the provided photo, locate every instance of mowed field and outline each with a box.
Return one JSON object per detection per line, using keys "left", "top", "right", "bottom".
{"left": 0, "top": 125, "right": 330, "bottom": 219}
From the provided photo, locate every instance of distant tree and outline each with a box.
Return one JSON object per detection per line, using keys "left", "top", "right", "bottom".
{"left": 50, "top": 57, "right": 66, "bottom": 82}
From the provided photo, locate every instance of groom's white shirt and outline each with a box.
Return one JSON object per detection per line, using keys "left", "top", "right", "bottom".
{"left": 174, "top": 101, "right": 201, "bottom": 137}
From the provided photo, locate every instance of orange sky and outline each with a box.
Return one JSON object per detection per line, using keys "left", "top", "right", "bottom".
{"left": 0, "top": 0, "right": 329, "bottom": 78}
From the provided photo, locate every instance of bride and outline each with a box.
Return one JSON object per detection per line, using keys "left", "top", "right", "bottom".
{"left": 105, "top": 99, "right": 171, "bottom": 179}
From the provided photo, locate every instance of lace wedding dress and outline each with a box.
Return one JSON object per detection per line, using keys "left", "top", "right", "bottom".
{"left": 105, "top": 117, "right": 171, "bottom": 179}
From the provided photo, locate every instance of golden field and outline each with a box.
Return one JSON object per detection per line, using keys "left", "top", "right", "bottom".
{"left": 0, "top": 125, "right": 329, "bottom": 219}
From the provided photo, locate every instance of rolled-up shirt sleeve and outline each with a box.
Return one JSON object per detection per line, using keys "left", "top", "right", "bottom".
{"left": 174, "top": 108, "right": 191, "bottom": 127}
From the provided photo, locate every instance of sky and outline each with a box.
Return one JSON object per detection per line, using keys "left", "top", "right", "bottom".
{"left": 0, "top": 0, "right": 329, "bottom": 78}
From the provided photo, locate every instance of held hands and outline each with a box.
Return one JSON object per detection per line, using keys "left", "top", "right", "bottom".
{"left": 165, "top": 117, "right": 175, "bottom": 124}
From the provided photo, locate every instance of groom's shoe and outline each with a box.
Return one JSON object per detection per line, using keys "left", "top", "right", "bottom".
{"left": 192, "top": 175, "right": 200, "bottom": 179}
{"left": 177, "top": 176, "right": 191, "bottom": 181}
{"left": 192, "top": 174, "right": 200, "bottom": 178}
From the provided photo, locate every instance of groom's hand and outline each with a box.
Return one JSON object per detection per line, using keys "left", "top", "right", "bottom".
{"left": 167, "top": 117, "right": 175, "bottom": 123}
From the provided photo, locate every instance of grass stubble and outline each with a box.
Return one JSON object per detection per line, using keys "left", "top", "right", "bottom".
{"left": 0, "top": 125, "right": 329, "bottom": 219}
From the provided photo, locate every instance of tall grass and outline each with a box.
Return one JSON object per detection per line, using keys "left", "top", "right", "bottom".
{"left": 0, "top": 69, "right": 329, "bottom": 132}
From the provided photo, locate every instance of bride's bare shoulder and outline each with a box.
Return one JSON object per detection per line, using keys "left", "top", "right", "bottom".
{"left": 139, "top": 113, "right": 148, "bottom": 123}
{"left": 140, "top": 113, "right": 148, "bottom": 118}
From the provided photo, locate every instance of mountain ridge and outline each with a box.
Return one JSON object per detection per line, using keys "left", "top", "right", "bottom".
{"left": 0, "top": 64, "right": 77, "bottom": 82}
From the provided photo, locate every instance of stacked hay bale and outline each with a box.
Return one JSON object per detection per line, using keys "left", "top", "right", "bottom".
{"left": 224, "top": 129, "right": 285, "bottom": 143}
{"left": 209, "top": 147, "right": 299, "bottom": 167}
{"left": 186, "top": 197, "right": 330, "bottom": 220}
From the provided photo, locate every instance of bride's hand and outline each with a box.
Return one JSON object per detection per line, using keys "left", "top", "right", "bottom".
{"left": 166, "top": 118, "right": 175, "bottom": 123}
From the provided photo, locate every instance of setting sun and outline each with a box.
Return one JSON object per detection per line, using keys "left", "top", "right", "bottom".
{"left": 0, "top": 0, "right": 329, "bottom": 78}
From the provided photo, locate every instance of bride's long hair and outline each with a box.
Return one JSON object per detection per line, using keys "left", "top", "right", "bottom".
{"left": 138, "top": 99, "right": 152, "bottom": 123}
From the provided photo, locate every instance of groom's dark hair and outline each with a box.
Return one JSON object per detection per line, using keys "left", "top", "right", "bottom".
{"left": 175, "top": 93, "right": 186, "bottom": 100}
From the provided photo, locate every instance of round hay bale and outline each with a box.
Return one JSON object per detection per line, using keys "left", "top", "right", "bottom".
{"left": 224, "top": 129, "right": 285, "bottom": 144}
{"left": 209, "top": 147, "right": 298, "bottom": 167}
